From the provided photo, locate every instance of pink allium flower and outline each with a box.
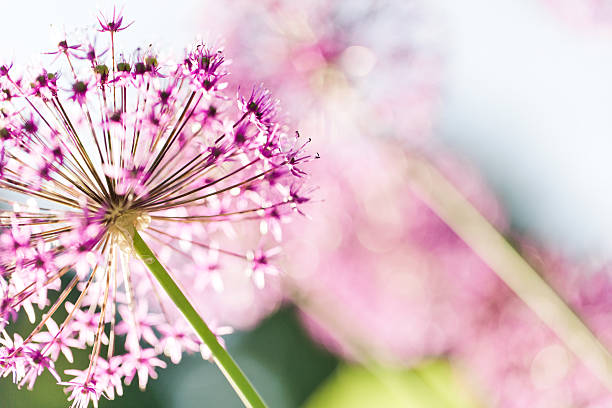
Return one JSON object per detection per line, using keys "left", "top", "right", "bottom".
{"left": 289, "top": 136, "right": 612, "bottom": 406}
{"left": 455, "top": 241, "right": 612, "bottom": 408}
{"left": 285, "top": 138, "right": 508, "bottom": 364}
{"left": 194, "top": 1, "right": 612, "bottom": 405}
{"left": 97, "top": 7, "right": 134, "bottom": 33}
{"left": 197, "top": 0, "right": 456, "bottom": 365}
{"left": 0, "top": 9, "right": 312, "bottom": 407}
{"left": 197, "top": 0, "right": 441, "bottom": 146}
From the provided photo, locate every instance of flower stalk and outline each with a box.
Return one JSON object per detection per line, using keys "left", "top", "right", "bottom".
{"left": 405, "top": 154, "right": 612, "bottom": 390}
{"left": 132, "top": 230, "right": 266, "bottom": 408}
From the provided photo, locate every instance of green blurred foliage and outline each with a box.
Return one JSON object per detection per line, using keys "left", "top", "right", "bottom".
{"left": 304, "top": 361, "right": 483, "bottom": 408}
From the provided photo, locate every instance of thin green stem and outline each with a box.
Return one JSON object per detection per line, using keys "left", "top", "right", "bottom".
{"left": 132, "top": 230, "right": 266, "bottom": 408}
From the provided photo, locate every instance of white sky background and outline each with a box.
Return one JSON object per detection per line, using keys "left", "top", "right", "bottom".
{"left": 0, "top": 1, "right": 202, "bottom": 62}
{"left": 430, "top": 0, "right": 612, "bottom": 258}
{"left": 0, "top": 0, "right": 612, "bottom": 258}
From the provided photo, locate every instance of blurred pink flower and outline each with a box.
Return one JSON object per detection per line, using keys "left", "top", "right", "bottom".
{"left": 196, "top": 1, "right": 612, "bottom": 406}
{"left": 292, "top": 139, "right": 612, "bottom": 406}
{"left": 455, "top": 241, "right": 612, "bottom": 408}
{"left": 198, "top": 0, "right": 442, "bottom": 146}
{"left": 287, "top": 139, "right": 508, "bottom": 364}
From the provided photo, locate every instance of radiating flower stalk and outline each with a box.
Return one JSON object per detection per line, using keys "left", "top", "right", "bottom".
{"left": 0, "top": 9, "right": 314, "bottom": 408}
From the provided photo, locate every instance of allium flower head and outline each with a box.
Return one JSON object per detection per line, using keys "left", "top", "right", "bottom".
{"left": 456, "top": 241, "right": 612, "bottom": 408}
{"left": 0, "top": 10, "right": 312, "bottom": 406}
{"left": 288, "top": 139, "right": 508, "bottom": 364}
{"left": 97, "top": 7, "right": 133, "bottom": 33}
{"left": 199, "top": 0, "right": 441, "bottom": 145}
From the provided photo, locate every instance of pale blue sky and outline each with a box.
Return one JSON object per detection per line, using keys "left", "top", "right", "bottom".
{"left": 431, "top": 0, "right": 612, "bottom": 257}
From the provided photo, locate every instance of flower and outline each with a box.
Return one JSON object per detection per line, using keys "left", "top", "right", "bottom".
{"left": 45, "top": 40, "right": 81, "bottom": 59}
{"left": 454, "top": 241, "right": 612, "bottom": 408}
{"left": 288, "top": 139, "right": 508, "bottom": 364}
{"left": 287, "top": 136, "right": 612, "bottom": 406}
{"left": 200, "top": 5, "right": 612, "bottom": 406}
{"left": 196, "top": 0, "right": 450, "bottom": 363}
{"left": 196, "top": 0, "right": 441, "bottom": 145}
{"left": 0, "top": 10, "right": 312, "bottom": 407}
{"left": 97, "top": 7, "right": 133, "bottom": 33}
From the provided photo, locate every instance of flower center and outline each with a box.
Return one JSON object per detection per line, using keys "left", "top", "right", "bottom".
{"left": 105, "top": 208, "right": 151, "bottom": 253}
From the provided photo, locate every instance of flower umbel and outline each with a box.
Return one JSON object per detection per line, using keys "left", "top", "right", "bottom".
{"left": 0, "top": 10, "right": 312, "bottom": 407}
{"left": 97, "top": 7, "right": 134, "bottom": 33}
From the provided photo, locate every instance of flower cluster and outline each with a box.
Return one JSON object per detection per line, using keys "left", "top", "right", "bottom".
{"left": 192, "top": 0, "right": 612, "bottom": 406}
{"left": 288, "top": 139, "right": 508, "bottom": 364}
{"left": 291, "top": 138, "right": 612, "bottom": 407}
{"left": 454, "top": 241, "right": 612, "bottom": 408}
{"left": 0, "top": 9, "right": 312, "bottom": 407}
{"left": 197, "top": 0, "right": 441, "bottom": 145}
{"left": 195, "top": 0, "right": 452, "bottom": 364}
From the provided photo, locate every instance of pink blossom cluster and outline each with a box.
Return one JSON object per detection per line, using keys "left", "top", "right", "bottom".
{"left": 289, "top": 139, "right": 508, "bottom": 364}
{"left": 291, "top": 137, "right": 612, "bottom": 406}
{"left": 193, "top": 0, "right": 454, "bottom": 363}
{"left": 192, "top": 0, "right": 612, "bottom": 405}
{"left": 197, "top": 0, "right": 441, "bottom": 146}
{"left": 455, "top": 241, "right": 612, "bottom": 407}
{"left": 0, "top": 9, "right": 312, "bottom": 407}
